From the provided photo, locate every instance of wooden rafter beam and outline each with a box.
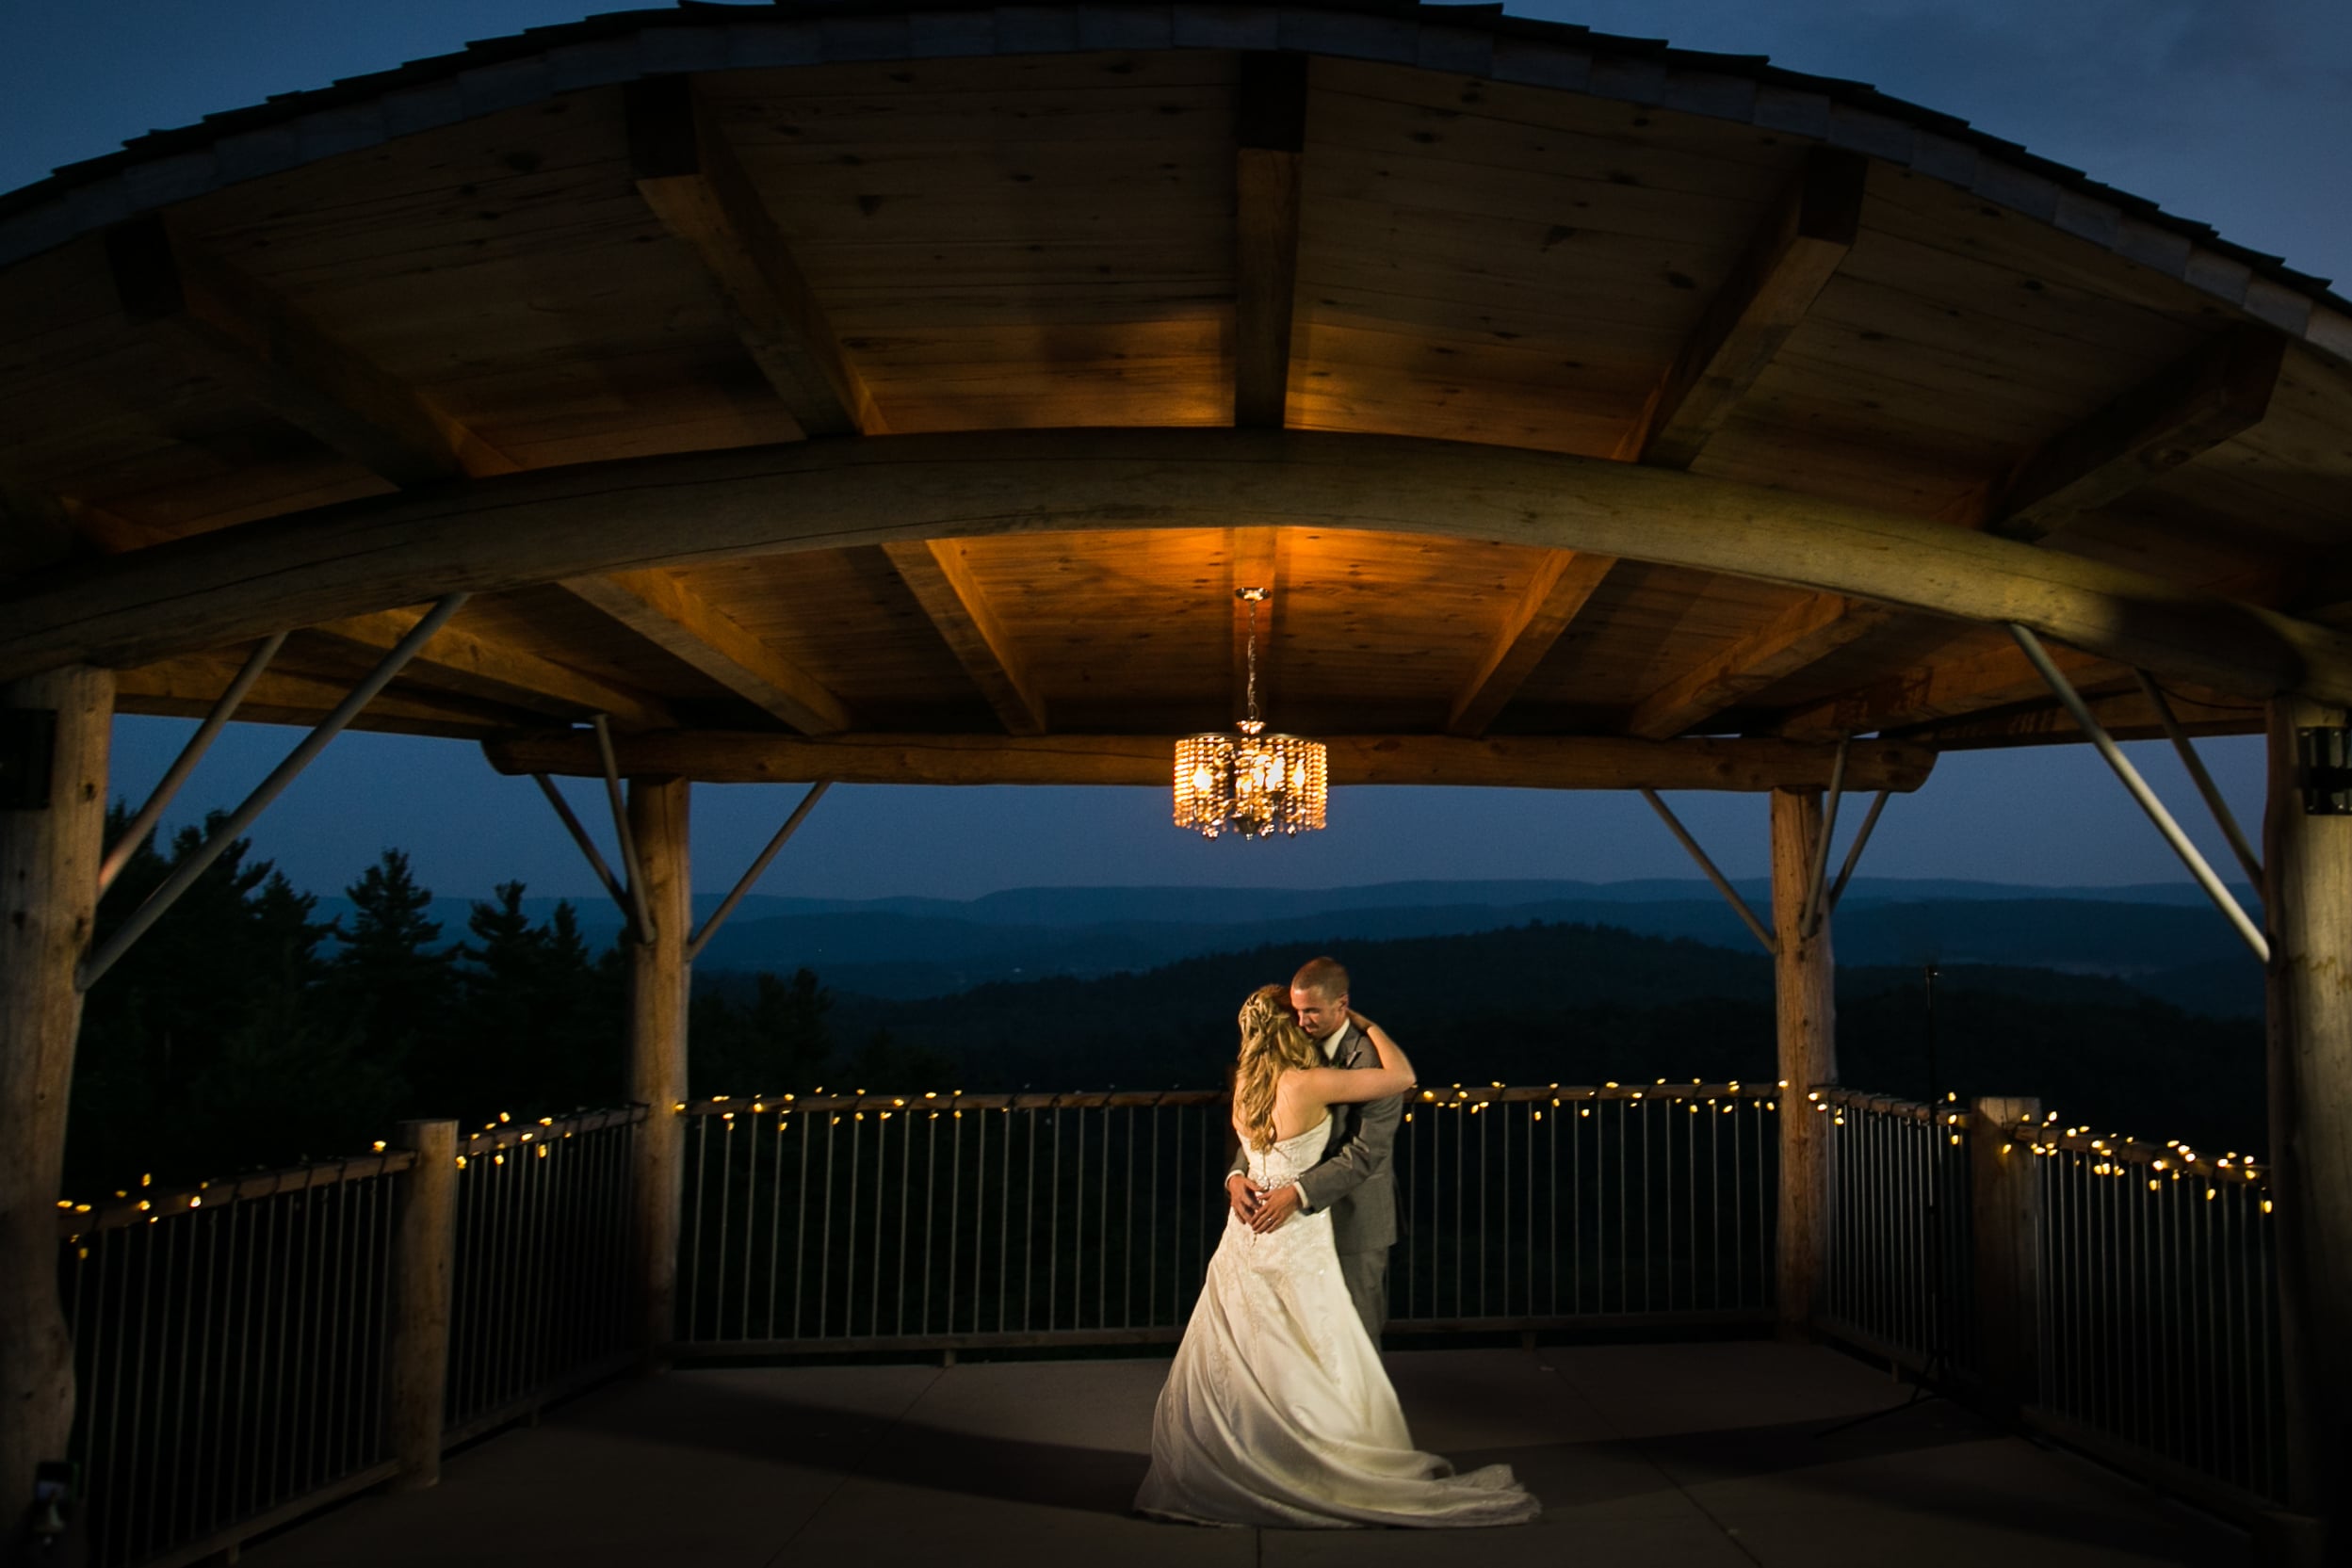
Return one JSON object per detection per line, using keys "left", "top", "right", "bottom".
{"left": 1900, "top": 686, "right": 2263, "bottom": 752}
{"left": 1608, "top": 149, "right": 1870, "bottom": 739}
{"left": 556, "top": 569, "right": 849, "bottom": 735}
{"left": 1229, "top": 525, "right": 1285, "bottom": 722}
{"left": 1611, "top": 148, "right": 1865, "bottom": 469}
{"left": 8, "top": 428, "right": 2352, "bottom": 707}
{"left": 1233, "top": 51, "right": 1308, "bottom": 429}
{"left": 1777, "top": 636, "right": 2112, "bottom": 741}
{"left": 1447, "top": 551, "right": 1615, "bottom": 736}
{"left": 306, "top": 607, "right": 677, "bottom": 731}
{"left": 483, "top": 729, "right": 1936, "bottom": 794}
{"left": 628, "top": 75, "right": 882, "bottom": 439}
{"left": 1983, "top": 325, "right": 2286, "bottom": 542}
{"left": 1629, "top": 595, "right": 1891, "bottom": 740}
{"left": 105, "top": 213, "right": 513, "bottom": 486}
{"left": 1769, "top": 325, "right": 2285, "bottom": 740}
{"left": 117, "top": 652, "right": 519, "bottom": 739}
{"left": 880, "top": 540, "right": 1046, "bottom": 735}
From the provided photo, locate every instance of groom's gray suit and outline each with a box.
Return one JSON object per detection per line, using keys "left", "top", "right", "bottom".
{"left": 1232, "top": 1019, "right": 1404, "bottom": 1341}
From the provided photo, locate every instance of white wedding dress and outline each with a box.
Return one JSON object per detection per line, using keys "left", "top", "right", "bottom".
{"left": 1134, "top": 1113, "right": 1540, "bottom": 1528}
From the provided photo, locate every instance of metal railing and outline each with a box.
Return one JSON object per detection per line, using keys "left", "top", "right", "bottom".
{"left": 446, "top": 1107, "right": 643, "bottom": 1438}
{"left": 672, "top": 1081, "right": 1781, "bottom": 1353}
{"left": 1818, "top": 1089, "right": 1978, "bottom": 1378}
{"left": 58, "top": 1157, "right": 410, "bottom": 1568}
{"left": 1816, "top": 1086, "right": 2286, "bottom": 1520}
{"left": 54, "top": 1105, "right": 645, "bottom": 1568}
{"left": 51, "top": 1075, "right": 2290, "bottom": 1560}
{"left": 674, "top": 1091, "right": 1232, "bottom": 1350}
{"left": 2029, "top": 1126, "right": 2284, "bottom": 1507}
{"left": 1393, "top": 1084, "right": 1778, "bottom": 1326}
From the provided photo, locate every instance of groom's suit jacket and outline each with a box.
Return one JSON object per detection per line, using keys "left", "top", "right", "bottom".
{"left": 1233, "top": 1021, "right": 1403, "bottom": 1255}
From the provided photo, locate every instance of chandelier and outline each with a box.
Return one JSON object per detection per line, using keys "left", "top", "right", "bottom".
{"left": 1174, "top": 587, "right": 1328, "bottom": 839}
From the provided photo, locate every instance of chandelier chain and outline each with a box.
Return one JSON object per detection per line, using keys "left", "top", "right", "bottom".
{"left": 1173, "top": 582, "right": 1326, "bottom": 839}
{"left": 1245, "top": 592, "right": 1261, "bottom": 727}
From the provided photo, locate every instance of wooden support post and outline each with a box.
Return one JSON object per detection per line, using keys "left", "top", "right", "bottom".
{"left": 388, "top": 1119, "right": 457, "bottom": 1491}
{"left": 626, "top": 777, "right": 691, "bottom": 1361}
{"left": 1968, "top": 1095, "right": 2042, "bottom": 1412}
{"left": 1771, "top": 788, "right": 1835, "bottom": 1335}
{"left": 0, "top": 667, "right": 108, "bottom": 1560}
{"left": 2263, "top": 696, "right": 2352, "bottom": 1551}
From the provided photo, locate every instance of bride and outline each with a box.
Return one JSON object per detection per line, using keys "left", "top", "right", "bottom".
{"left": 1134, "top": 986, "right": 1540, "bottom": 1528}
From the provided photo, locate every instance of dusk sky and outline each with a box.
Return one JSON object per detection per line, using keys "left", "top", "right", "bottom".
{"left": 4, "top": 0, "right": 2340, "bottom": 906}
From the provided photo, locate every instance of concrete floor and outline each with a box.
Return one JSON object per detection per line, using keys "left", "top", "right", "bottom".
{"left": 243, "top": 1342, "right": 2250, "bottom": 1567}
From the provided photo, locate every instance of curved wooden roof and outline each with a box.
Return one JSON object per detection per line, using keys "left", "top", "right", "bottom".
{"left": 4, "top": 0, "right": 2350, "bottom": 790}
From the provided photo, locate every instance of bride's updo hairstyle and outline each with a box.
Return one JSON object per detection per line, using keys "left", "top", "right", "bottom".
{"left": 1235, "top": 984, "right": 1323, "bottom": 1153}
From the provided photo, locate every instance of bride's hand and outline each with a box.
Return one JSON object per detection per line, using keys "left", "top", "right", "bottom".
{"left": 1347, "top": 1009, "right": 1372, "bottom": 1030}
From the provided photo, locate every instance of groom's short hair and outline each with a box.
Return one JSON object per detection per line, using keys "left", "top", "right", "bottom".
{"left": 1293, "top": 956, "right": 1349, "bottom": 1000}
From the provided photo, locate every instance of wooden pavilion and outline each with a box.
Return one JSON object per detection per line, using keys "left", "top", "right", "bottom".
{"left": 0, "top": 1, "right": 2347, "bottom": 1558}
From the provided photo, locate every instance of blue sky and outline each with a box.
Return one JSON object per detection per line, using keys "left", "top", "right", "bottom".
{"left": 4, "top": 0, "right": 2337, "bottom": 903}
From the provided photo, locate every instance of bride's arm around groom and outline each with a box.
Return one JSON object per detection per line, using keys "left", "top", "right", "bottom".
{"left": 1273, "top": 1013, "right": 1411, "bottom": 1228}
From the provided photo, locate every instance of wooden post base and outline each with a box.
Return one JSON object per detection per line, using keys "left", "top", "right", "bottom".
{"left": 388, "top": 1120, "right": 458, "bottom": 1490}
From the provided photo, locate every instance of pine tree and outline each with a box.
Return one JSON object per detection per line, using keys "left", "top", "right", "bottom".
{"left": 69, "top": 807, "right": 356, "bottom": 1192}
{"left": 326, "top": 849, "right": 457, "bottom": 1104}
{"left": 689, "top": 967, "right": 835, "bottom": 1097}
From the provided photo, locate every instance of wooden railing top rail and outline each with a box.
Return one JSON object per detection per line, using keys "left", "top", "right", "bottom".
{"left": 58, "top": 1151, "right": 418, "bottom": 1240}
{"left": 57, "top": 1104, "right": 649, "bottom": 1240}
{"left": 1812, "top": 1085, "right": 1977, "bottom": 1127}
{"left": 679, "top": 1081, "right": 1784, "bottom": 1117}
{"left": 1814, "top": 1085, "right": 2267, "bottom": 1187}
{"left": 2031, "top": 1128, "right": 2268, "bottom": 1187}
{"left": 455, "top": 1104, "right": 647, "bottom": 1157}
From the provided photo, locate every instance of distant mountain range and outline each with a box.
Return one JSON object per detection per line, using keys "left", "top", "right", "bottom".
{"left": 318, "top": 877, "right": 2265, "bottom": 1018}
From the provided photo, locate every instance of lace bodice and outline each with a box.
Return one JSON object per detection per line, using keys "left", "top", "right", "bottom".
{"left": 1245, "top": 1112, "right": 1332, "bottom": 1190}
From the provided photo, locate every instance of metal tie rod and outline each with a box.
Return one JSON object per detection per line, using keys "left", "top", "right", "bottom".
{"left": 2132, "top": 670, "right": 2264, "bottom": 896}
{"left": 1802, "top": 736, "right": 1850, "bottom": 939}
{"left": 688, "top": 780, "right": 833, "bottom": 962}
{"left": 2007, "top": 624, "right": 2269, "bottom": 963}
{"left": 592, "top": 713, "right": 657, "bottom": 946}
{"left": 527, "top": 770, "right": 631, "bottom": 921}
{"left": 1638, "top": 787, "right": 1778, "bottom": 957}
{"left": 1826, "top": 789, "right": 1892, "bottom": 914}
{"left": 80, "top": 594, "right": 470, "bottom": 991}
{"left": 98, "top": 630, "right": 287, "bottom": 895}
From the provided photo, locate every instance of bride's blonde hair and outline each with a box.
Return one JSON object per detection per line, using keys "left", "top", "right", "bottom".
{"left": 1234, "top": 984, "right": 1323, "bottom": 1153}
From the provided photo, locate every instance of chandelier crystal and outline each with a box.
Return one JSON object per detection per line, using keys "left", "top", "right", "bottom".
{"left": 1174, "top": 588, "right": 1328, "bottom": 839}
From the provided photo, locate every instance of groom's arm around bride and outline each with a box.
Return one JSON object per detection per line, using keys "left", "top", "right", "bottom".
{"left": 1224, "top": 957, "right": 1404, "bottom": 1341}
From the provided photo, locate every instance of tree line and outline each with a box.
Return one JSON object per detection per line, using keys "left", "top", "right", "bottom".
{"left": 64, "top": 808, "right": 925, "bottom": 1199}
{"left": 830, "top": 921, "right": 2271, "bottom": 1157}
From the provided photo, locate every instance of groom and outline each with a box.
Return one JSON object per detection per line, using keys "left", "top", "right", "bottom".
{"left": 1225, "top": 956, "right": 1403, "bottom": 1342}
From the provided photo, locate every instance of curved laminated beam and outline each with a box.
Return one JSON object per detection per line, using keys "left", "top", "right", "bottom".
{"left": 481, "top": 729, "right": 1935, "bottom": 793}
{"left": 3, "top": 428, "right": 2350, "bottom": 705}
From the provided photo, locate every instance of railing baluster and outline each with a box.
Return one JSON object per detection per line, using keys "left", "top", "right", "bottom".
{"left": 872, "top": 1110, "right": 892, "bottom": 1336}
{"left": 1047, "top": 1105, "right": 1061, "bottom": 1333}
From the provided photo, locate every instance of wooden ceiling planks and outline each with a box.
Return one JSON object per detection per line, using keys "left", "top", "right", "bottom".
{"left": 175, "top": 94, "right": 812, "bottom": 474}
{"left": 714, "top": 52, "right": 1239, "bottom": 435}
{"left": 0, "top": 10, "right": 2345, "bottom": 773}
